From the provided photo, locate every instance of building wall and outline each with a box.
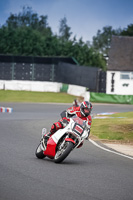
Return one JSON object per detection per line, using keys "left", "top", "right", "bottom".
{"left": 106, "top": 71, "right": 133, "bottom": 95}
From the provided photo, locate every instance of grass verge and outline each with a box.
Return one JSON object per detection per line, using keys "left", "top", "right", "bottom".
{"left": 91, "top": 112, "right": 133, "bottom": 144}
{"left": 0, "top": 90, "right": 77, "bottom": 103}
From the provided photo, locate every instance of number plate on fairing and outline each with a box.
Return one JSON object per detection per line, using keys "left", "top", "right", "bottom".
{"left": 72, "top": 123, "right": 84, "bottom": 136}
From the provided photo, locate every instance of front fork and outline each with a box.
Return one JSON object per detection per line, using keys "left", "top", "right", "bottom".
{"left": 65, "top": 134, "right": 82, "bottom": 148}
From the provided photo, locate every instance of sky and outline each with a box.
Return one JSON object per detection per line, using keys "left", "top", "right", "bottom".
{"left": 0, "top": 0, "right": 133, "bottom": 42}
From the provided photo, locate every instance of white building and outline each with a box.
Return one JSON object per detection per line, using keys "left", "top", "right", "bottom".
{"left": 106, "top": 36, "right": 133, "bottom": 95}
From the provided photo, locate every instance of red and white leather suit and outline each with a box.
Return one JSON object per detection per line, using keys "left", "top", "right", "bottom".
{"left": 50, "top": 105, "right": 92, "bottom": 136}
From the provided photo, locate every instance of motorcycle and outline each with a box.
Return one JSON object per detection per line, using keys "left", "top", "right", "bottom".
{"left": 35, "top": 113, "right": 89, "bottom": 163}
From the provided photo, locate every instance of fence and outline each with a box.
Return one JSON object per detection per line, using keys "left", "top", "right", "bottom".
{"left": 0, "top": 55, "right": 106, "bottom": 92}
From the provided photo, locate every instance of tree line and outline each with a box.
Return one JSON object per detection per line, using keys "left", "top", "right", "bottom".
{"left": 0, "top": 6, "right": 133, "bottom": 70}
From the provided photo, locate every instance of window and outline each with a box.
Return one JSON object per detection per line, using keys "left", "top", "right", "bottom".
{"left": 120, "top": 72, "right": 133, "bottom": 80}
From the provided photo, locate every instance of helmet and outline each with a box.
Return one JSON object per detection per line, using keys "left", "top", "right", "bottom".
{"left": 80, "top": 101, "right": 92, "bottom": 117}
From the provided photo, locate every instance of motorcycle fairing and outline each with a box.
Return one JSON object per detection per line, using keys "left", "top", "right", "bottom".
{"left": 43, "top": 128, "right": 68, "bottom": 158}
{"left": 42, "top": 116, "right": 88, "bottom": 159}
{"left": 72, "top": 123, "right": 84, "bottom": 136}
{"left": 65, "top": 138, "right": 75, "bottom": 144}
{"left": 43, "top": 137, "right": 56, "bottom": 158}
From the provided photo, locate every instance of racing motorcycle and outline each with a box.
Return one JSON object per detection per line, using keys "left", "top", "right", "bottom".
{"left": 35, "top": 113, "right": 89, "bottom": 163}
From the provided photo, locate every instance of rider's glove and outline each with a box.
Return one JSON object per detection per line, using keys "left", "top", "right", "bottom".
{"left": 88, "top": 128, "right": 90, "bottom": 136}
{"left": 85, "top": 127, "right": 90, "bottom": 140}
{"left": 85, "top": 133, "right": 89, "bottom": 140}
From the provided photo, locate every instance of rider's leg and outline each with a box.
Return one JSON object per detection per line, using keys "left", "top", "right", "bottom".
{"left": 43, "top": 121, "right": 63, "bottom": 145}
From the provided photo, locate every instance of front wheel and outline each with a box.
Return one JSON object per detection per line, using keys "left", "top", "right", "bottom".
{"left": 54, "top": 141, "right": 74, "bottom": 163}
{"left": 35, "top": 143, "right": 46, "bottom": 159}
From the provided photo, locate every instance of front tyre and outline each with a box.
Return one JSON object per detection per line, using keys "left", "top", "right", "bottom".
{"left": 35, "top": 143, "right": 46, "bottom": 159}
{"left": 54, "top": 141, "right": 74, "bottom": 163}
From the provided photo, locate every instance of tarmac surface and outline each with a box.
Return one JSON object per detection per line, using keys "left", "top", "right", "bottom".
{"left": 0, "top": 102, "right": 133, "bottom": 200}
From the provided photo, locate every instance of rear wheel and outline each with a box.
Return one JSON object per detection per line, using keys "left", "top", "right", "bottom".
{"left": 35, "top": 143, "right": 46, "bottom": 159}
{"left": 54, "top": 141, "right": 74, "bottom": 163}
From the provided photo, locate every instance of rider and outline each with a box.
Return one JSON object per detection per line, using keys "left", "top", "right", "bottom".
{"left": 43, "top": 101, "right": 92, "bottom": 146}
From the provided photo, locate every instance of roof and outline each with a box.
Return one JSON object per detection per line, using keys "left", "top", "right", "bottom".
{"left": 107, "top": 36, "right": 133, "bottom": 71}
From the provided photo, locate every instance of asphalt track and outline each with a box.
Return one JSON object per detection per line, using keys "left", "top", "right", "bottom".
{"left": 0, "top": 102, "right": 133, "bottom": 200}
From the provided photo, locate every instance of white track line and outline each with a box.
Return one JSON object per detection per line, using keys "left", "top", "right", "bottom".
{"left": 89, "top": 139, "right": 133, "bottom": 160}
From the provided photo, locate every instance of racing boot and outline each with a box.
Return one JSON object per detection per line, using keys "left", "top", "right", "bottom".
{"left": 42, "top": 123, "right": 58, "bottom": 147}
{"left": 43, "top": 131, "right": 52, "bottom": 146}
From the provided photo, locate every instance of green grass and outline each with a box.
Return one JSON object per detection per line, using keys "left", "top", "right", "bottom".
{"left": 0, "top": 90, "right": 77, "bottom": 103}
{"left": 91, "top": 112, "right": 133, "bottom": 143}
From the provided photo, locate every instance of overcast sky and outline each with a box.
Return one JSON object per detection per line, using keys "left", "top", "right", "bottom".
{"left": 0, "top": 0, "right": 133, "bottom": 42}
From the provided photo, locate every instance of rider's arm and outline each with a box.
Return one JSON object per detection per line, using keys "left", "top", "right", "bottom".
{"left": 66, "top": 106, "right": 78, "bottom": 118}
{"left": 59, "top": 117, "right": 70, "bottom": 128}
{"left": 87, "top": 115, "right": 92, "bottom": 126}
{"left": 85, "top": 115, "right": 92, "bottom": 139}
{"left": 59, "top": 106, "right": 77, "bottom": 128}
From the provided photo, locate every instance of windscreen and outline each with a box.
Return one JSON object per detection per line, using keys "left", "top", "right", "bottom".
{"left": 71, "top": 115, "right": 86, "bottom": 127}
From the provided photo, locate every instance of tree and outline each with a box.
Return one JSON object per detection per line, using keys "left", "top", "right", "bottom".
{"left": 3, "top": 6, "right": 133, "bottom": 70}
{"left": 92, "top": 26, "right": 121, "bottom": 55}
{"left": 5, "top": 6, "right": 52, "bottom": 36}
{"left": 121, "top": 24, "right": 133, "bottom": 36}
{"left": 59, "top": 17, "right": 72, "bottom": 41}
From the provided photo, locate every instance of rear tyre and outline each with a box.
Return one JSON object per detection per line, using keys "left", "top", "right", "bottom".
{"left": 35, "top": 143, "right": 46, "bottom": 159}
{"left": 54, "top": 141, "right": 74, "bottom": 163}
